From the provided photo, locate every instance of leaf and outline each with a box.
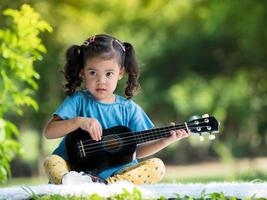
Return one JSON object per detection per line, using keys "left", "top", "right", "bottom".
{"left": 0, "top": 3, "right": 52, "bottom": 183}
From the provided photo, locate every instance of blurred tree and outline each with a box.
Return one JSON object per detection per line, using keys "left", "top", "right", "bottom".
{"left": 141, "top": 0, "right": 267, "bottom": 161}
{"left": 32, "top": 0, "right": 267, "bottom": 164}
{"left": 0, "top": 4, "right": 52, "bottom": 183}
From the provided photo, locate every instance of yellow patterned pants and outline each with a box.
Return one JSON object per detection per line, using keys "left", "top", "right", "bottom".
{"left": 43, "top": 155, "right": 165, "bottom": 185}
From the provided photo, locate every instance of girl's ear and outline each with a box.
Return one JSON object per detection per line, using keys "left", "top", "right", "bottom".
{"left": 79, "top": 68, "right": 85, "bottom": 78}
{"left": 118, "top": 67, "right": 125, "bottom": 80}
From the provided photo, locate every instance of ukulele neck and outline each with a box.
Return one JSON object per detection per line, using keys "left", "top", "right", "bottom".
{"left": 134, "top": 123, "right": 187, "bottom": 144}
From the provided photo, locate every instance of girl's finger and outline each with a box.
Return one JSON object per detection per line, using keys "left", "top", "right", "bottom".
{"left": 97, "top": 123, "right": 102, "bottom": 138}
{"left": 183, "top": 131, "right": 189, "bottom": 138}
{"left": 92, "top": 121, "right": 102, "bottom": 140}
{"left": 177, "top": 130, "right": 186, "bottom": 138}
{"left": 170, "top": 130, "right": 176, "bottom": 135}
{"left": 178, "top": 131, "right": 184, "bottom": 137}
{"left": 93, "top": 125, "right": 101, "bottom": 141}
{"left": 91, "top": 126, "right": 99, "bottom": 141}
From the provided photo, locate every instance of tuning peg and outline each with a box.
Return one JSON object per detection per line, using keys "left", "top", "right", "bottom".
{"left": 202, "top": 114, "right": 209, "bottom": 118}
{"left": 189, "top": 115, "right": 201, "bottom": 121}
{"left": 200, "top": 135, "right": 205, "bottom": 142}
{"left": 211, "top": 130, "right": 219, "bottom": 134}
{"left": 209, "top": 134, "right": 216, "bottom": 140}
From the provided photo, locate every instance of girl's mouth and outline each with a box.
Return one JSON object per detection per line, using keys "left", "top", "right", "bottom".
{"left": 96, "top": 88, "right": 106, "bottom": 92}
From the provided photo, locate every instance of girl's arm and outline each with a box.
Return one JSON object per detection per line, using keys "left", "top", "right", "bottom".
{"left": 43, "top": 115, "right": 102, "bottom": 141}
{"left": 43, "top": 115, "right": 80, "bottom": 139}
{"left": 136, "top": 124, "right": 189, "bottom": 158}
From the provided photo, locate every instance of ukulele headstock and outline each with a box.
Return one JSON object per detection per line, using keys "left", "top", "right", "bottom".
{"left": 188, "top": 114, "right": 219, "bottom": 141}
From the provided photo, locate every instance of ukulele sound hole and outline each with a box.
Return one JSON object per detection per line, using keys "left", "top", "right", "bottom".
{"left": 102, "top": 135, "right": 122, "bottom": 153}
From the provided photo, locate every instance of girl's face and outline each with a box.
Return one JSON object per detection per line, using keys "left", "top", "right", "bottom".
{"left": 81, "top": 56, "right": 124, "bottom": 103}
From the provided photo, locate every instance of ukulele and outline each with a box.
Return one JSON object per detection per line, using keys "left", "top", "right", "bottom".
{"left": 65, "top": 115, "right": 219, "bottom": 173}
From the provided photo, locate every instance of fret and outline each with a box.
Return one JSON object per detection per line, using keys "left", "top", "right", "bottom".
{"left": 163, "top": 126, "right": 169, "bottom": 138}
{"left": 147, "top": 129, "right": 154, "bottom": 141}
{"left": 136, "top": 131, "right": 142, "bottom": 143}
{"left": 184, "top": 122, "right": 189, "bottom": 133}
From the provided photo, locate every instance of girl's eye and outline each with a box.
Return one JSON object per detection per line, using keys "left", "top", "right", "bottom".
{"left": 89, "top": 71, "right": 96, "bottom": 76}
{"left": 106, "top": 72, "right": 114, "bottom": 77}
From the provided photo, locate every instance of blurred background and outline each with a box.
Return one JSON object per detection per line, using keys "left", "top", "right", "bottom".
{"left": 0, "top": 0, "right": 266, "bottom": 186}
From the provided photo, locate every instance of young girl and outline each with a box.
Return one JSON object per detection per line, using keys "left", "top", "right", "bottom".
{"left": 43, "top": 34, "right": 189, "bottom": 185}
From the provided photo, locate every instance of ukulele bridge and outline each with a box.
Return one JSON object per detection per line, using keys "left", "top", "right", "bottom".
{"left": 78, "top": 140, "right": 86, "bottom": 158}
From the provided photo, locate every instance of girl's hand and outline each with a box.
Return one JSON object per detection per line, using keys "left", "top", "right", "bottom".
{"left": 77, "top": 117, "right": 102, "bottom": 141}
{"left": 163, "top": 122, "right": 190, "bottom": 145}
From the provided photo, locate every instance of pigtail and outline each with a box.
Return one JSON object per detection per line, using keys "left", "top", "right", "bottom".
{"left": 63, "top": 45, "right": 83, "bottom": 96}
{"left": 123, "top": 42, "right": 140, "bottom": 99}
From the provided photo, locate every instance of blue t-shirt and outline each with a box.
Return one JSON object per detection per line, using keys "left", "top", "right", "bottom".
{"left": 52, "top": 90, "right": 154, "bottom": 179}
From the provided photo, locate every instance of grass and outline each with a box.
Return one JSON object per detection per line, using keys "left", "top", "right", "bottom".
{"left": 0, "top": 175, "right": 264, "bottom": 189}
{"left": 164, "top": 172, "right": 267, "bottom": 183}
{"left": 1, "top": 176, "right": 267, "bottom": 200}
{"left": 2, "top": 169, "right": 266, "bottom": 187}
{"left": 1, "top": 158, "right": 267, "bottom": 187}
{"left": 0, "top": 175, "right": 259, "bottom": 188}
{"left": 10, "top": 187, "right": 267, "bottom": 200}
{"left": 163, "top": 157, "right": 267, "bottom": 183}
{"left": 163, "top": 169, "right": 267, "bottom": 183}
{"left": 1, "top": 159, "right": 267, "bottom": 199}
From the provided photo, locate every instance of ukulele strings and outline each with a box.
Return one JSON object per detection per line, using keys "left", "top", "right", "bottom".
{"left": 80, "top": 122, "right": 213, "bottom": 154}
{"left": 81, "top": 120, "right": 209, "bottom": 146}
{"left": 81, "top": 121, "right": 194, "bottom": 147}
{"left": 81, "top": 121, "right": 211, "bottom": 150}
{"left": 80, "top": 124, "right": 213, "bottom": 155}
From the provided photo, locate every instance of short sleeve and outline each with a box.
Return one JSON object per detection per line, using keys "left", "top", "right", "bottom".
{"left": 128, "top": 101, "right": 154, "bottom": 132}
{"left": 53, "top": 94, "right": 79, "bottom": 120}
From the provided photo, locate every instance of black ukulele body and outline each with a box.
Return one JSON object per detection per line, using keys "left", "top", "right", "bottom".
{"left": 65, "top": 116, "right": 219, "bottom": 174}
{"left": 65, "top": 126, "right": 136, "bottom": 173}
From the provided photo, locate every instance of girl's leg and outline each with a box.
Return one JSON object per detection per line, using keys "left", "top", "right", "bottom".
{"left": 107, "top": 158, "right": 165, "bottom": 184}
{"left": 43, "top": 155, "right": 70, "bottom": 184}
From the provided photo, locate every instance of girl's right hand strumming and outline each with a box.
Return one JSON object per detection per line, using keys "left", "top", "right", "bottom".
{"left": 77, "top": 117, "right": 102, "bottom": 141}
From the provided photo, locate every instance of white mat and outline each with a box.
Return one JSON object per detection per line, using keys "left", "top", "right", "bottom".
{"left": 1, "top": 182, "right": 267, "bottom": 199}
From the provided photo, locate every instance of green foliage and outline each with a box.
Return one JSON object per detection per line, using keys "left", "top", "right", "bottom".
{"left": 27, "top": 187, "right": 142, "bottom": 200}
{"left": 0, "top": 120, "right": 20, "bottom": 182}
{"left": 25, "top": 187, "right": 267, "bottom": 200}
{"left": 112, "top": 188, "right": 142, "bottom": 200}
{"left": 209, "top": 192, "right": 236, "bottom": 200}
{"left": 0, "top": 4, "right": 52, "bottom": 183}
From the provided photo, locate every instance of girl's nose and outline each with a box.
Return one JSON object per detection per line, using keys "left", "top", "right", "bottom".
{"left": 96, "top": 75, "right": 106, "bottom": 83}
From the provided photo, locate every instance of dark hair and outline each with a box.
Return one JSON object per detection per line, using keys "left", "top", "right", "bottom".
{"left": 63, "top": 34, "right": 139, "bottom": 99}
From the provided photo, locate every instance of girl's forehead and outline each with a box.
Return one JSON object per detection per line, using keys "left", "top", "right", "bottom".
{"left": 84, "top": 57, "right": 121, "bottom": 70}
